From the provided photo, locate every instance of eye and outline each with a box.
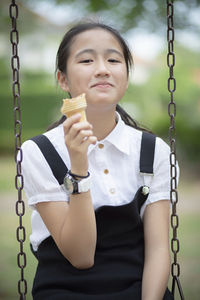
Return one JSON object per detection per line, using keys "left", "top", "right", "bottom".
{"left": 108, "top": 59, "right": 121, "bottom": 63}
{"left": 79, "top": 59, "right": 93, "bottom": 63}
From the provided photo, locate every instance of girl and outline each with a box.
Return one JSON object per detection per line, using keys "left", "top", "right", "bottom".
{"left": 21, "top": 22, "right": 175, "bottom": 300}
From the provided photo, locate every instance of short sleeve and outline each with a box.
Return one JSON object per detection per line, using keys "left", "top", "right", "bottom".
{"left": 140, "top": 137, "right": 180, "bottom": 217}
{"left": 21, "top": 140, "right": 68, "bottom": 209}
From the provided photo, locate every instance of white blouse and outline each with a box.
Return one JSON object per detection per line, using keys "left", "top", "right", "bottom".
{"left": 21, "top": 113, "right": 177, "bottom": 251}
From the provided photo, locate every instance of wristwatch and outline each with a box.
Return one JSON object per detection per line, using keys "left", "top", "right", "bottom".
{"left": 63, "top": 171, "right": 91, "bottom": 195}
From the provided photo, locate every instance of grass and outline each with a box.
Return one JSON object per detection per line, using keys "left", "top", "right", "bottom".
{"left": 0, "top": 155, "right": 200, "bottom": 300}
{"left": 0, "top": 155, "right": 36, "bottom": 299}
{"left": 0, "top": 156, "right": 16, "bottom": 191}
{"left": 172, "top": 214, "right": 200, "bottom": 300}
{"left": 0, "top": 204, "right": 37, "bottom": 300}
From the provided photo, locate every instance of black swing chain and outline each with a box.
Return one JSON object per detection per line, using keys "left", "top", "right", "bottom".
{"left": 166, "top": 1, "right": 184, "bottom": 299}
{"left": 9, "top": 0, "right": 27, "bottom": 299}
{"left": 8, "top": 0, "right": 185, "bottom": 299}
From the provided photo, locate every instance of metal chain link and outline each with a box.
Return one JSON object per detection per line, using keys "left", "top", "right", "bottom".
{"left": 8, "top": 1, "right": 185, "bottom": 299}
{"left": 9, "top": 1, "right": 27, "bottom": 299}
{"left": 166, "top": 1, "right": 184, "bottom": 299}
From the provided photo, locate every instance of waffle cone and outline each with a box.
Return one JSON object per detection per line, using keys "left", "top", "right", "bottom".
{"left": 61, "top": 93, "right": 87, "bottom": 121}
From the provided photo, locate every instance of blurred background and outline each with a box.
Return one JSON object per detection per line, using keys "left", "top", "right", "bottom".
{"left": 0, "top": 0, "right": 200, "bottom": 299}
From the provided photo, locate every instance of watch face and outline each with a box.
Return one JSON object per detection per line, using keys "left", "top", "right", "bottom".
{"left": 64, "top": 175, "right": 74, "bottom": 195}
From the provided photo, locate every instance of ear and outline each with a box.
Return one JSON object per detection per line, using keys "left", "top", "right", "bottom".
{"left": 57, "top": 70, "right": 70, "bottom": 92}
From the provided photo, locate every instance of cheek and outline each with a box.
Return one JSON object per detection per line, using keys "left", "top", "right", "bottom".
{"left": 115, "top": 65, "right": 128, "bottom": 78}
{"left": 73, "top": 66, "right": 92, "bottom": 81}
{"left": 117, "top": 69, "right": 129, "bottom": 88}
{"left": 118, "top": 75, "right": 129, "bottom": 95}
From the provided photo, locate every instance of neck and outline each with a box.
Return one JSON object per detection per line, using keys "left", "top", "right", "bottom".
{"left": 86, "top": 107, "right": 117, "bottom": 141}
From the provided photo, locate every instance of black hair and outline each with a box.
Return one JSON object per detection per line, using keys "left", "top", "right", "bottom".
{"left": 56, "top": 22, "right": 133, "bottom": 76}
{"left": 47, "top": 21, "right": 150, "bottom": 133}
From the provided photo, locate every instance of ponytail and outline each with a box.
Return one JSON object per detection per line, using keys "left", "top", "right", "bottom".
{"left": 116, "top": 104, "right": 152, "bottom": 133}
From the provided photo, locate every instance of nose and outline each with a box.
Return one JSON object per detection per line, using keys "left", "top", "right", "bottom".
{"left": 94, "top": 59, "right": 110, "bottom": 77}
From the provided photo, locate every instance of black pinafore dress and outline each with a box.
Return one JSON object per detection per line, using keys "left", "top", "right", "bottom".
{"left": 31, "top": 132, "right": 173, "bottom": 300}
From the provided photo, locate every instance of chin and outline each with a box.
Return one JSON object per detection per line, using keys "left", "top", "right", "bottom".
{"left": 88, "top": 93, "right": 117, "bottom": 103}
{"left": 90, "top": 99, "right": 116, "bottom": 108}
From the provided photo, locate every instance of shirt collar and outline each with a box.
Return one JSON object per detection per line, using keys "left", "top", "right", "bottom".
{"left": 88, "top": 112, "right": 130, "bottom": 155}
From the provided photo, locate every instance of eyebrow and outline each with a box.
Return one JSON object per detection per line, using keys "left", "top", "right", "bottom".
{"left": 106, "top": 48, "right": 124, "bottom": 58}
{"left": 75, "top": 48, "right": 124, "bottom": 59}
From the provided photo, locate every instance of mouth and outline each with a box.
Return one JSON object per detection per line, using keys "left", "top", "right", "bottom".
{"left": 91, "top": 82, "right": 113, "bottom": 88}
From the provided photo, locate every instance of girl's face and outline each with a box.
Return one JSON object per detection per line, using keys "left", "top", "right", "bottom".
{"left": 58, "top": 29, "right": 129, "bottom": 112}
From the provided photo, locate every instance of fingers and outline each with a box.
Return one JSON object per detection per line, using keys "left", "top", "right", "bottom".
{"left": 63, "top": 113, "right": 82, "bottom": 135}
{"left": 84, "top": 136, "right": 97, "bottom": 147}
{"left": 63, "top": 113, "right": 97, "bottom": 174}
{"left": 63, "top": 113, "right": 97, "bottom": 149}
{"left": 69, "top": 122, "right": 93, "bottom": 142}
{"left": 64, "top": 114, "right": 91, "bottom": 135}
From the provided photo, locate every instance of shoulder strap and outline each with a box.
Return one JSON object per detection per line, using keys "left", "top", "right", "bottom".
{"left": 31, "top": 132, "right": 155, "bottom": 185}
{"left": 31, "top": 135, "right": 68, "bottom": 185}
{"left": 140, "top": 131, "right": 156, "bottom": 175}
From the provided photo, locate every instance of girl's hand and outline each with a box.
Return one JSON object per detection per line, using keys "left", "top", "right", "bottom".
{"left": 63, "top": 113, "right": 97, "bottom": 175}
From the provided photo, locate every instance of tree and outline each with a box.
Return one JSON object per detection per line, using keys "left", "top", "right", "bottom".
{"left": 23, "top": 0, "right": 200, "bottom": 33}
{"left": 1, "top": 0, "right": 200, "bottom": 35}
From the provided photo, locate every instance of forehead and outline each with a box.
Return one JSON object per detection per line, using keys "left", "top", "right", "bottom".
{"left": 70, "top": 28, "right": 124, "bottom": 54}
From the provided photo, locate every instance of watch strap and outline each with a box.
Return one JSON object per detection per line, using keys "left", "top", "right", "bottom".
{"left": 63, "top": 171, "right": 91, "bottom": 195}
{"left": 77, "top": 176, "right": 91, "bottom": 193}
{"left": 69, "top": 170, "right": 90, "bottom": 179}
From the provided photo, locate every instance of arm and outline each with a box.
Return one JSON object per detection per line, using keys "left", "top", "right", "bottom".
{"left": 142, "top": 200, "right": 171, "bottom": 300}
{"left": 36, "top": 113, "right": 97, "bottom": 269}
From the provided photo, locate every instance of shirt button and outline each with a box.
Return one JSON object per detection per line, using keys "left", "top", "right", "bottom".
{"left": 109, "top": 188, "right": 116, "bottom": 194}
{"left": 98, "top": 143, "right": 104, "bottom": 149}
{"left": 104, "top": 169, "right": 109, "bottom": 174}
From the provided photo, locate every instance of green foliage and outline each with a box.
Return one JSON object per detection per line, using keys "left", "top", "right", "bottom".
{"left": 1, "top": 45, "right": 200, "bottom": 165}
{"left": 120, "top": 45, "right": 200, "bottom": 164}
{"left": 0, "top": 64, "right": 64, "bottom": 152}
{"left": 152, "top": 47, "right": 200, "bottom": 161}
{"left": 1, "top": 0, "right": 200, "bottom": 35}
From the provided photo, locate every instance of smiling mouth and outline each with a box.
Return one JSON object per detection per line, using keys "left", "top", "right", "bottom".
{"left": 91, "top": 82, "right": 113, "bottom": 88}
{"left": 94, "top": 84, "right": 111, "bottom": 88}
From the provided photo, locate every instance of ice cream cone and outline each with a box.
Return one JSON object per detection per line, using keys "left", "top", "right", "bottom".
{"left": 61, "top": 93, "right": 87, "bottom": 122}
